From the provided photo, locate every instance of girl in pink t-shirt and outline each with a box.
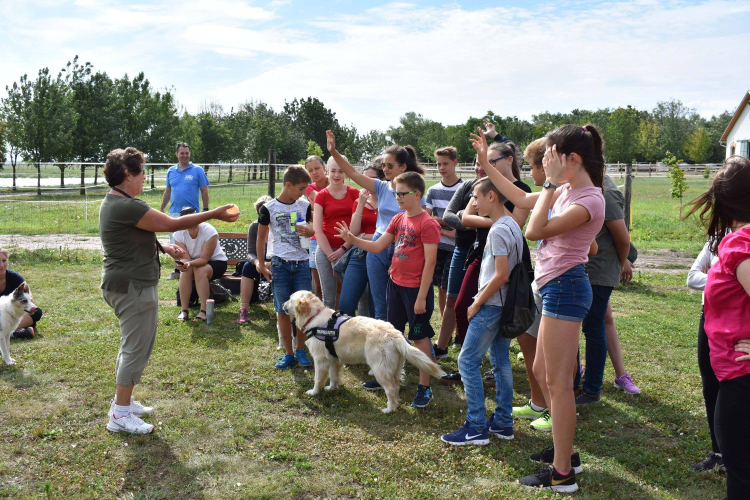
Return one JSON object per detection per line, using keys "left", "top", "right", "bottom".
{"left": 473, "top": 124, "right": 605, "bottom": 492}
{"left": 313, "top": 155, "right": 359, "bottom": 310}
{"left": 687, "top": 156, "right": 750, "bottom": 499}
{"left": 305, "top": 155, "right": 329, "bottom": 300}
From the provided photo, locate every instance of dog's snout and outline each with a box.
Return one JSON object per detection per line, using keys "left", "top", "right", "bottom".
{"left": 28, "top": 306, "right": 37, "bottom": 314}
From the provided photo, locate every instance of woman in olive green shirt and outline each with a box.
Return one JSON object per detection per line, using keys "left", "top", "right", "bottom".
{"left": 100, "top": 147, "right": 239, "bottom": 434}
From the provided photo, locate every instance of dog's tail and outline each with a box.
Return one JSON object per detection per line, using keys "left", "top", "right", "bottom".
{"left": 399, "top": 340, "right": 447, "bottom": 379}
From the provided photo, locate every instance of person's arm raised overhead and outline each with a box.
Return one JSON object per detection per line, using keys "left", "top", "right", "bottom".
{"left": 470, "top": 128, "right": 539, "bottom": 210}
{"left": 326, "top": 130, "right": 375, "bottom": 192}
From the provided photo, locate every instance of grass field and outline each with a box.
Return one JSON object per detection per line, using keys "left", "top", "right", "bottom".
{"left": 1, "top": 175, "right": 710, "bottom": 254}
{"left": 0, "top": 248, "right": 726, "bottom": 499}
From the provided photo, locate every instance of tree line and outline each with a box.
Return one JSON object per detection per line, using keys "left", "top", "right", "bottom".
{"left": 1, "top": 57, "right": 732, "bottom": 180}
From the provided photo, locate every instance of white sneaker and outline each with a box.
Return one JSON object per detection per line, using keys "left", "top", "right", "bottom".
{"left": 106, "top": 411, "right": 154, "bottom": 434}
{"left": 130, "top": 399, "right": 154, "bottom": 416}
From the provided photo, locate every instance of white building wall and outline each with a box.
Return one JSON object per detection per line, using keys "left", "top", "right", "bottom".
{"left": 726, "top": 101, "right": 750, "bottom": 158}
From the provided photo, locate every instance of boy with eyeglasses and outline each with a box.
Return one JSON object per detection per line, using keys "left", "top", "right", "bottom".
{"left": 336, "top": 172, "right": 441, "bottom": 407}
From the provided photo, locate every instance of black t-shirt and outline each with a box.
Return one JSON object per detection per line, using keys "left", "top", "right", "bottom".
{"left": 2, "top": 270, "right": 25, "bottom": 297}
{"left": 467, "top": 179, "right": 532, "bottom": 267}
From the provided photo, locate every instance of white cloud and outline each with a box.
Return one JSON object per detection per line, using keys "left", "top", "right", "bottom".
{"left": 1, "top": 0, "right": 749, "bottom": 131}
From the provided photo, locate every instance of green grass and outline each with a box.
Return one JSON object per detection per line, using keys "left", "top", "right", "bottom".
{"left": 0, "top": 249, "right": 726, "bottom": 499}
{"left": 2, "top": 176, "right": 709, "bottom": 255}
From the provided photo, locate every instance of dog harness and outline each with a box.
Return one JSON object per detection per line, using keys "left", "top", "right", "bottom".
{"left": 305, "top": 311, "right": 351, "bottom": 358}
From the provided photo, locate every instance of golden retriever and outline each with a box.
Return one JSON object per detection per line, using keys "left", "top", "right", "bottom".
{"left": 284, "top": 290, "right": 446, "bottom": 413}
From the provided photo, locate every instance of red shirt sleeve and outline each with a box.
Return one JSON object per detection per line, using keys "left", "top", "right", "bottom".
{"left": 421, "top": 215, "right": 442, "bottom": 244}
{"left": 385, "top": 213, "right": 401, "bottom": 235}
{"left": 721, "top": 229, "right": 750, "bottom": 276}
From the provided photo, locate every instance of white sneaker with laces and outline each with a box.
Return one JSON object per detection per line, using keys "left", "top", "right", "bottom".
{"left": 109, "top": 398, "right": 154, "bottom": 417}
{"left": 106, "top": 411, "right": 154, "bottom": 434}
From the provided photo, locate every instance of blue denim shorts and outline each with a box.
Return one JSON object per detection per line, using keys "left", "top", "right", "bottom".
{"left": 270, "top": 256, "right": 312, "bottom": 314}
{"left": 446, "top": 245, "right": 469, "bottom": 298}
{"left": 539, "top": 264, "right": 593, "bottom": 322}
{"left": 308, "top": 239, "right": 318, "bottom": 269}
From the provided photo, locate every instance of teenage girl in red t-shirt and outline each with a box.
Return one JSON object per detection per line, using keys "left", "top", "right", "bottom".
{"left": 313, "top": 156, "right": 359, "bottom": 309}
{"left": 305, "top": 155, "right": 329, "bottom": 300}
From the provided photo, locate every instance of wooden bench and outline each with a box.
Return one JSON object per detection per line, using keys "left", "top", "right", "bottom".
{"left": 217, "top": 232, "right": 247, "bottom": 295}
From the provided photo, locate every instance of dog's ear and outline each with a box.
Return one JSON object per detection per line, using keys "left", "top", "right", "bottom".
{"left": 13, "top": 283, "right": 25, "bottom": 298}
{"left": 297, "top": 296, "right": 312, "bottom": 319}
{"left": 23, "top": 282, "right": 29, "bottom": 293}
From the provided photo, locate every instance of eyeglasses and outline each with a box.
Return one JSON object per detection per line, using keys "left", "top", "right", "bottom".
{"left": 489, "top": 154, "right": 510, "bottom": 167}
{"left": 382, "top": 162, "right": 398, "bottom": 170}
{"left": 393, "top": 190, "right": 417, "bottom": 199}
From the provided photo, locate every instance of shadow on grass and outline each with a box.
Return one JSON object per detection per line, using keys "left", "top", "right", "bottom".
{"left": 0, "top": 363, "right": 39, "bottom": 389}
{"left": 115, "top": 433, "right": 206, "bottom": 500}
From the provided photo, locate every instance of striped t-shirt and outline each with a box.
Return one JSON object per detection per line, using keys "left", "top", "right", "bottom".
{"left": 426, "top": 179, "right": 464, "bottom": 250}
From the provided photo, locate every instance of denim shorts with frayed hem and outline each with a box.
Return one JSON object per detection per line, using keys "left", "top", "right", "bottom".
{"left": 270, "top": 256, "right": 312, "bottom": 314}
{"left": 539, "top": 264, "right": 592, "bottom": 322}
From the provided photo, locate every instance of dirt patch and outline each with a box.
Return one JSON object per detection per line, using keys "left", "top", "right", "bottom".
{"left": 2, "top": 234, "right": 697, "bottom": 273}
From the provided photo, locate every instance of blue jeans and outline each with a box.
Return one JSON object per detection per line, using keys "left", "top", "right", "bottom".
{"left": 458, "top": 304, "right": 513, "bottom": 432}
{"left": 270, "top": 256, "right": 312, "bottom": 314}
{"left": 366, "top": 236, "right": 394, "bottom": 321}
{"left": 339, "top": 250, "right": 374, "bottom": 317}
{"left": 575, "top": 285, "right": 614, "bottom": 395}
{"left": 539, "top": 264, "right": 593, "bottom": 322}
{"left": 446, "top": 245, "right": 470, "bottom": 298}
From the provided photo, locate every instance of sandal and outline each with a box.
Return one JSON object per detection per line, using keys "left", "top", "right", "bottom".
{"left": 193, "top": 310, "right": 207, "bottom": 322}
{"left": 177, "top": 310, "right": 189, "bottom": 322}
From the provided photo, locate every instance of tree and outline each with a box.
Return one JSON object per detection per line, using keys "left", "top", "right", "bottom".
{"left": 0, "top": 119, "right": 7, "bottom": 170}
{"left": 607, "top": 106, "right": 644, "bottom": 163}
{"left": 685, "top": 127, "right": 712, "bottom": 164}
{"left": 388, "top": 112, "right": 447, "bottom": 161}
{"left": 284, "top": 97, "right": 339, "bottom": 159}
{"left": 703, "top": 112, "right": 732, "bottom": 163}
{"left": 665, "top": 151, "right": 688, "bottom": 216}
{"left": 15, "top": 68, "right": 77, "bottom": 194}
{"left": 175, "top": 110, "right": 203, "bottom": 161}
{"left": 637, "top": 118, "right": 660, "bottom": 162}
{"left": 1, "top": 81, "right": 26, "bottom": 190}
{"left": 653, "top": 99, "right": 697, "bottom": 158}
{"left": 306, "top": 140, "right": 324, "bottom": 158}
{"left": 358, "top": 130, "right": 390, "bottom": 162}
{"left": 197, "top": 103, "right": 230, "bottom": 165}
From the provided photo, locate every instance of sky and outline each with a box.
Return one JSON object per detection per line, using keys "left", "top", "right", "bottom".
{"left": 1, "top": 0, "right": 750, "bottom": 132}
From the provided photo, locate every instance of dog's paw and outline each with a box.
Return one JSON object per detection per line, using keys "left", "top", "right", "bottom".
{"left": 324, "top": 385, "right": 338, "bottom": 392}
{"left": 4, "top": 358, "right": 15, "bottom": 366}
{"left": 382, "top": 406, "right": 396, "bottom": 414}
{"left": 305, "top": 389, "right": 320, "bottom": 396}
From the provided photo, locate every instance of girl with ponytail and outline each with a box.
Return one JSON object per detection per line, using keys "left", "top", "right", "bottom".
{"left": 471, "top": 124, "right": 606, "bottom": 493}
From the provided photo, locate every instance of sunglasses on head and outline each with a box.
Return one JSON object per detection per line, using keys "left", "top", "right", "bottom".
{"left": 392, "top": 190, "right": 417, "bottom": 199}
{"left": 488, "top": 154, "right": 510, "bottom": 167}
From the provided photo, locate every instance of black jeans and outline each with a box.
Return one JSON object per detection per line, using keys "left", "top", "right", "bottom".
{"left": 698, "top": 310, "right": 721, "bottom": 453}
{"left": 715, "top": 373, "right": 750, "bottom": 499}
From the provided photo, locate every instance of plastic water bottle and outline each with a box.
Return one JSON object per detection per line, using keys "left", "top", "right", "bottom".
{"left": 206, "top": 299, "right": 215, "bottom": 325}
{"left": 296, "top": 213, "right": 310, "bottom": 249}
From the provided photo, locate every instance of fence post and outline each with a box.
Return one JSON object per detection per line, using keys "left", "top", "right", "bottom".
{"left": 80, "top": 164, "right": 86, "bottom": 195}
{"left": 228, "top": 163, "right": 233, "bottom": 183}
{"left": 218, "top": 165, "right": 221, "bottom": 183}
{"left": 624, "top": 163, "right": 633, "bottom": 231}
{"left": 268, "top": 149, "right": 276, "bottom": 197}
{"left": 94, "top": 165, "right": 99, "bottom": 186}
{"left": 151, "top": 165, "right": 155, "bottom": 190}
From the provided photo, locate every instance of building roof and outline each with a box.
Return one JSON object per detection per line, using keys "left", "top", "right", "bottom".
{"left": 721, "top": 90, "right": 750, "bottom": 142}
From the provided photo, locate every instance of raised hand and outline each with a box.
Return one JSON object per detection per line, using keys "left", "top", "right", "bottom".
{"left": 334, "top": 221, "right": 353, "bottom": 243}
{"left": 326, "top": 130, "right": 336, "bottom": 153}
{"left": 469, "top": 127, "right": 489, "bottom": 164}
{"left": 542, "top": 145, "right": 566, "bottom": 185}
{"left": 482, "top": 120, "right": 498, "bottom": 139}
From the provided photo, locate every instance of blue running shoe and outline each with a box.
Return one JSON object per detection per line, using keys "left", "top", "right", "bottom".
{"left": 362, "top": 379, "right": 383, "bottom": 391}
{"left": 411, "top": 385, "right": 433, "bottom": 408}
{"left": 487, "top": 415, "right": 514, "bottom": 440}
{"left": 275, "top": 354, "right": 297, "bottom": 370}
{"left": 295, "top": 349, "right": 312, "bottom": 367}
{"left": 441, "top": 421, "right": 490, "bottom": 446}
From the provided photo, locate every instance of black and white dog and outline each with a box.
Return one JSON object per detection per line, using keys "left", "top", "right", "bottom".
{"left": 0, "top": 283, "right": 37, "bottom": 365}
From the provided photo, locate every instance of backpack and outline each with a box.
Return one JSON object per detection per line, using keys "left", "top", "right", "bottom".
{"left": 498, "top": 222, "right": 538, "bottom": 339}
{"left": 176, "top": 280, "right": 237, "bottom": 308}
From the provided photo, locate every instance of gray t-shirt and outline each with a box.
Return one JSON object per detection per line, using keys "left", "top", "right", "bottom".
{"left": 99, "top": 194, "right": 159, "bottom": 293}
{"left": 477, "top": 215, "right": 523, "bottom": 307}
{"left": 586, "top": 175, "right": 624, "bottom": 287}
{"left": 258, "top": 197, "right": 312, "bottom": 262}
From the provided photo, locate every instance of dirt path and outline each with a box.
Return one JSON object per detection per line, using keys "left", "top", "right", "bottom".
{"left": 1, "top": 234, "right": 696, "bottom": 272}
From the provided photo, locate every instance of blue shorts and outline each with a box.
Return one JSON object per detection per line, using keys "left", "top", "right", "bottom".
{"left": 446, "top": 245, "right": 470, "bottom": 298}
{"left": 270, "top": 256, "right": 312, "bottom": 314}
{"left": 539, "top": 264, "right": 593, "bottom": 322}
{"left": 309, "top": 239, "right": 318, "bottom": 269}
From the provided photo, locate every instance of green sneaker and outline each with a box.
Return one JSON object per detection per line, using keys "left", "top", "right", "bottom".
{"left": 512, "top": 401, "right": 545, "bottom": 420}
{"left": 530, "top": 409, "right": 552, "bottom": 432}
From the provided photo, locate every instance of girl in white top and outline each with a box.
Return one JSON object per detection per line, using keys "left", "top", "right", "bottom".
{"left": 174, "top": 208, "right": 228, "bottom": 322}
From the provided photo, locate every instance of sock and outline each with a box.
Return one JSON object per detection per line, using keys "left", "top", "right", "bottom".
{"left": 715, "top": 453, "right": 722, "bottom": 457}
{"left": 113, "top": 404, "right": 131, "bottom": 418}
{"left": 530, "top": 402, "right": 545, "bottom": 412}
{"left": 553, "top": 467, "right": 573, "bottom": 477}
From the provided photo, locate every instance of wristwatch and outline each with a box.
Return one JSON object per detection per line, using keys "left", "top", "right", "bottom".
{"left": 542, "top": 181, "right": 557, "bottom": 190}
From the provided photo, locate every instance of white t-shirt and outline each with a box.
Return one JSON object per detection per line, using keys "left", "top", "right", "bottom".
{"left": 174, "top": 223, "right": 228, "bottom": 262}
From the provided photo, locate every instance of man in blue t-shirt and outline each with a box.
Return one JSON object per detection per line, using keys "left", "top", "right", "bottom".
{"left": 160, "top": 142, "right": 210, "bottom": 278}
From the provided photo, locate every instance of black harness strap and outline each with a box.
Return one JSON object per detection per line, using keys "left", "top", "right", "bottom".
{"left": 305, "top": 311, "right": 351, "bottom": 358}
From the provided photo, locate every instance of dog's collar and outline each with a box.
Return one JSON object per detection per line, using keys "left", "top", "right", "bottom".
{"left": 302, "top": 309, "right": 326, "bottom": 332}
